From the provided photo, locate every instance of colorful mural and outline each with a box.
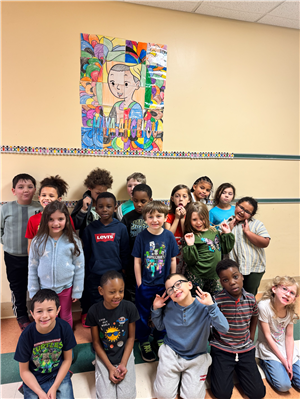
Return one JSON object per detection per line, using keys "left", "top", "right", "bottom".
{"left": 80, "top": 34, "right": 167, "bottom": 151}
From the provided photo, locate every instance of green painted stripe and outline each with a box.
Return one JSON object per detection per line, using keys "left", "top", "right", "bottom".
{"left": 234, "top": 154, "right": 300, "bottom": 160}
{"left": 233, "top": 199, "right": 300, "bottom": 204}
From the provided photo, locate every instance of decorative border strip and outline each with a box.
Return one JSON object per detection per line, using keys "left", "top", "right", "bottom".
{"left": 0, "top": 145, "right": 233, "bottom": 159}
{"left": 1, "top": 199, "right": 299, "bottom": 207}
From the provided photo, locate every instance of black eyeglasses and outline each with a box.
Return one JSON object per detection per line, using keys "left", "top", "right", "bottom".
{"left": 166, "top": 280, "right": 189, "bottom": 296}
{"left": 237, "top": 204, "right": 252, "bottom": 216}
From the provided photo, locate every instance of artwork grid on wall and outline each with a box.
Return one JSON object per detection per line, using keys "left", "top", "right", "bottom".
{"left": 80, "top": 34, "right": 167, "bottom": 152}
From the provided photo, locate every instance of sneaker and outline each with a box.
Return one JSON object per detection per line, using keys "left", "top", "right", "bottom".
{"left": 139, "top": 341, "right": 156, "bottom": 362}
{"left": 81, "top": 313, "right": 90, "bottom": 328}
{"left": 17, "top": 316, "right": 31, "bottom": 331}
{"left": 152, "top": 339, "right": 164, "bottom": 356}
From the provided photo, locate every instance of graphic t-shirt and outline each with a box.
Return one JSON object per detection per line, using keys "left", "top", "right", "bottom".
{"left": 25, "top": 212, "right": 75, "bottom": 239}
{"left": 14, "top": 318, "right": 76, "bottom": 384}
{"left": 86, "top": 300, "right": 139, "bottom": 364}
{"left": 132, "top": 229, "right": 178, "bottom": 286}
{"left": 121, "top": 210, "right": 148, "bottom": 251}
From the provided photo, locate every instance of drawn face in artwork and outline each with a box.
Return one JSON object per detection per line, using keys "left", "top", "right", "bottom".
{"left": 108, "top": 67, "right": 140, "bottom": 101}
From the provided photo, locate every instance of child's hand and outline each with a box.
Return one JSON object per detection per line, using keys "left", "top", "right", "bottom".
{"left": 180, "top": 207, "right": 186, "bottom": 217}
{"left": 228, "top": 218, "right": 237, "bottom": 230}
{"left": 82, "top": 196, "right": 92, "bottom": 211}
{"left": 38, "top": 393, "right": 48, "bottom": 399}
{"left": 109, "top": 367, "right": 122, "bottom": 384}
{"left": 175, "top": 207, "right": 182, "bottom": 219}
{"left": 184, "top": 233, "right": 195, "bottom": 246}
{"left": 116, "top": 363, "right": 127, "bottom": 379}
{"left": 46, "top": 385, "right": 57, "bottom": 399}
{"left": 72, "top": 298, "right": 78, "bottom": 303}
{"left": 153, "top": 292, "right": 169, "bottom": 310}
{"left": 285, "top": 360, "right": 293, "bottom": 380}
{"left": 220, "top": 221, "right": 230, "bottom": 234}
{"left": 241, "top": 219, "right": 250, "bottom": 234}
{"left": 196, "top": 287, "right": 214, "bottom": 306}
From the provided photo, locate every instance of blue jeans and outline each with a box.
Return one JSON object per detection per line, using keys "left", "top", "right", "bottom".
{"left": 260, "top": 359, "right": 300, "bottom": 392}
{"left": 23, "top": 372, "right": 74, "bottom": 399}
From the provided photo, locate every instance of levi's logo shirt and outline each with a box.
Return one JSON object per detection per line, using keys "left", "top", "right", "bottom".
{"left": 95, "top": 233, "right": 116, "bottom": 242}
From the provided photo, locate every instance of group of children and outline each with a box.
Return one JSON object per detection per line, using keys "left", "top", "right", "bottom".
{"left": 0, "top": 171, "right": 299, "bottom": 398}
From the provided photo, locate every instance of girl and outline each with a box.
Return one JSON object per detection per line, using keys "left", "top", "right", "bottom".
{"left": 228, "top": 197, "right": 270, "bottom": 296}
{"left": 28, "top": 201, "right": 84, "bottom": 328}
{"left": 183, "top": 202, "right": 235, "bottom": 296}
{"left": 256, "top": 276, "right": 300, "bottom": 392}
{"left": 190, "top": 176, "right": 213, "bottom": 205}
{"left": 26, "top": 175, "right": 74, "bottom": 252}
{"left": 165, "top": 185, "right": 192, "bottom": 273}
{"left": 209, "top": 183, "right": 236, "bottom": 226}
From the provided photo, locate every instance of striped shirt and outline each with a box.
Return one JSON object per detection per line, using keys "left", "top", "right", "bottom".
{"left": 210, "top": 288, "right": 258, "bottom": 353}
{"left": 0, "top": 201, "right": 42, "bottom": 256}
{"left": 228, "top": 218, "right": 270, "bottom": 275}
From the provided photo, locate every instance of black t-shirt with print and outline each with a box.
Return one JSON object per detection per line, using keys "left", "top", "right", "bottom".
{"left": 86, "top": 300, "right": 139, "bottom": 364}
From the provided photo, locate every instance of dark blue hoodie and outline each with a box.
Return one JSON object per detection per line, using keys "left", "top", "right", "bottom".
{"left": 82, "top": 218, "right": 130, "bottom": 275}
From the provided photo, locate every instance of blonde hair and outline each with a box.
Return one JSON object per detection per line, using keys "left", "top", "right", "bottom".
{"left": 184, "top": 202, "right": 216, "bottom": 235}
{"left": 260, "top": 276, "right": 299, "bottom": 323}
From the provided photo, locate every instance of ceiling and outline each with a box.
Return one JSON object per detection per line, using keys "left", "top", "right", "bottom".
{"left": 123, "top": 0, "right": 300, "bottom": 29}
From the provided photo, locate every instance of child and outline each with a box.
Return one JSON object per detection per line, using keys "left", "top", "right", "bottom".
{"left": 183, "top": 202, "right": 235, "bottom": 297}
{"left": 121, "top": 184, "right": 152, "bottom": 302}
{"left": 165, "top": 184, "right": 192, "bottom": 274}
{"left": 71, "top": 167, "right": 113, "bottom": 237}
{"left": 14, "top": 289, "right": 76, "bottom": 399}
{"left": 71, "top": 167, "right": 113, "bottom": 325}
{"left": 0, "top": 173, "right": 42, "bottom": 330}
{"left": 26, "top": 175, "right": 74, "bottom": 252}
{"left": 209, "top": 183, "right": 236, "bottom": 227}
{"left": 82, "top": 192, "right": 130, "bottom": 306}
{"left": 132, "top": 201, "right": 178, "bottom": 362}
{"left": 256, "top": 276, "right": 300, "bottom": 392}
{"left": 116, "top": 172, "right": 146, "bottom": 220}
{"left": 28, "top": 201, "right": 84, "bottom": 328}
{"left": 228, "top": 196, "right": 270, "bottom": 296}
{"left": 210, "top": 259, "right": 266, "bottom": 399}
{"left": 190, "top": 176, "right": 213, "bottom": 204}
{"left": 86, "top": 271, "right": 140, "bottom": 399}
{"left": 151, "top": 273, "right": 229, "bottom": 399}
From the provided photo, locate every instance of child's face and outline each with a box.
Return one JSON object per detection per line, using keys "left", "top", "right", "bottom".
{"left": 127, "top": 179, "right": 141, "bottom": 198}
{"left": 30, "top": 299, "right": 60, "bottom": 334}
{"left": 89, "top": 185, "right": 108, "bottom": 203}
{"left": 133, "top": 191, "right": 151, "bottom": 214}
{"left": 165, "top": 275, "right": 192, "bottom": 305}
{"left": 96, "top": 197, "right": 116, "bottom": 224}
{"left": 218, "top": 267, "right": 244, "bottom": 298}
{"left": 99, "top": 278, "right": 125, "bottom": 310}
{"left": 39, "top": 187, "right": 60, "bottom": 209}
{"left": 12, "top": 179, "right": 36, "bottom": 205}
{"left": 145, "top": 210, "right": 167, "bottom": 233}
{"left": 272, "top": 284, "right": 298, "bottom": 306}
{"left": 191, "top": 212, "right": 205, "bottom": 232}
{"left": 219, "top": 188, "right": 234, "bottom": 205}
{"left": 48, "top": 210, "right": 66, "bottom": 239}
{"left": 108, "top": 69, "right": 139, "bottom": 100}
{"left": 172, "top": 189, "right": 190, "bottom": 208}
{"left": 192, "top": 181, "right": 212, "bottom": 201}
{"left": 234, "top": 201, "right": 254, "bottom": 223}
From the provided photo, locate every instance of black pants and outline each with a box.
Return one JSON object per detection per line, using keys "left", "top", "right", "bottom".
{"left": 4, "top": 252, "right": 29, "bottom": 319}
{"left": 210, "top": 346, "right": 266, "bottom": 399}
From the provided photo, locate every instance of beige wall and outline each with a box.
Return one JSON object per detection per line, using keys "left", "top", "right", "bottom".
{"left": 1, "top": 2, "right": 299, "bottom": 307}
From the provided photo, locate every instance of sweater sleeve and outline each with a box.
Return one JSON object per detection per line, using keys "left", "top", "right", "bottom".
{"left": 71, "top": 238, "right": 85, "bottom": 299}
{"left": 182, "top": 243, "right": 199, "bottom": 267}
{"left": 207, "top": 302, "right": 229, "bottom": 334}
{"left": 81, "top": 228, "right": 91, "bottom": 274}
{"left": 220, "top": 232, "right": 235, "bottom": 254}
{"left": 0, "top": 205, "right": 5, "bottom": 245}
{"left": 151, "top": 307, "right": 165, "bottom": 331}
{"left": 120, "top": 225, "right": 130, "bottom": 269}
{"left": 71, "top": 199, "right": 87, "bottom": 230}
{"left": 28, "top": 240, "right": 41, "bottom": 298}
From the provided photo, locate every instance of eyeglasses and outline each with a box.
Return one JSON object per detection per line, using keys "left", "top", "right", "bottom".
{"left": 166, "top": 280, "right": 188, "bottom": 296}
{"left": 236, "top": 204, "right": 252, "bottom": 216}
{"left": 278, "top": 285, "right": 297, "bottom": 298}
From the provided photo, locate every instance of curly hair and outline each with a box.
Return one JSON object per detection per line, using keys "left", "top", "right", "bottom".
{"left": 84, "top": 168, "right": 113, "bottom": 189}
{"left": 39, "top": 175, "right": 68, "bottom": 197}
{"left": 260, "top": 276, "right": 299, "bottom": 323}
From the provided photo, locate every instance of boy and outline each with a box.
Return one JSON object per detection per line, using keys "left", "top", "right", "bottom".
{"left": 132, "top": 201, "right": 178, "bottom": 362}
{"left": 210, "top": 259, "right": 266, "bottom": 399}
{"left": 82, "top": 192, "right": 130, "bottom": 306}
{"left": 0, "top": 173, "right": 42, "bottom": 330}
{"left": 71, "top": 168, "right": 113, "bottom": 325}
{"left": 116, "top": 172, "right": 146, "bottom": 220}
{"left": 14, "top": 289, "right": 76, "bottom": 398}
{"left": 151, "top": 273, "right": 229, "bottom": 399}
{"left": 86, "top": 271, "right": 139, "bottom": 399}
{"left": 121, "top": 184, "right": 152, "bottom": 302}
